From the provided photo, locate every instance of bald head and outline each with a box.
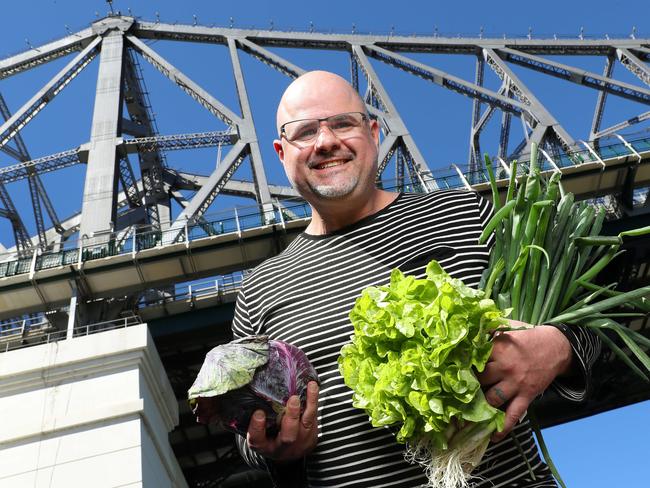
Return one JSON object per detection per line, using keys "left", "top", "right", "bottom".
{"left": 276, "top": 71, "right": 366, "bottom": 134}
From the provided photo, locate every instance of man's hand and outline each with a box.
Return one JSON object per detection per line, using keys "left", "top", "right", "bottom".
{"left": 477, "top": 323, "right": 573, "bottom": 442}
{"left": 247, "top": 381, "right": 319, "bottom": 461}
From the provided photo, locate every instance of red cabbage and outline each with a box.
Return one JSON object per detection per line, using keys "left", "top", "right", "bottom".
{"left": 188, "top": 336, "right": 318, "bottom": 436}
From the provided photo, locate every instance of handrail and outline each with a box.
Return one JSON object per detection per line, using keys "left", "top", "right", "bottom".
{"left": 1, "top": 134, "right": 649, "bottom": 280}
{"left": 0, "top": 315, "right": 142, "bottom": 354}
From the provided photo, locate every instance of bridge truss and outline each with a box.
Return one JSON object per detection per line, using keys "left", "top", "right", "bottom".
{"left": 1, "top": 14, "right": 650, "bottom": 487}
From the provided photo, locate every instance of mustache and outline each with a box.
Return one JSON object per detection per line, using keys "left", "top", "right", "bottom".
{"left": 307, "top": 151, "right": 354, "bottom": 169}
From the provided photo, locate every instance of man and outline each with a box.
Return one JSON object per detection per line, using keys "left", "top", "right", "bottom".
{"left": 232, "top": 71, "right": 600, "bottom": 487}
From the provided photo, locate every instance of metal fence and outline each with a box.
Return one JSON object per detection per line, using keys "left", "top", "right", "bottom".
{"left": 0, "top": 134, "right": 649, "bottom": 280}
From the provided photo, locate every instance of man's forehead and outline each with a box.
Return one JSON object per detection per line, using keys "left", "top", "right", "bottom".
{"left": 276, "top": 71, "right": 364, "bottom": 126}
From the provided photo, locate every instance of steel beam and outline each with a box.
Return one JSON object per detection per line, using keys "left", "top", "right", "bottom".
{"left": 497, "top": 47, "right": 650, "bottom": 105}
{"left": 616, "top": 48, "right": 650, "bottom": 86}
{"left": 352, "top": 45, "right": 434, "bottom": 189}
{"left": 364, "top": 44, "right": 534, "bottom": 121}
{"left": 79, "top": 32, "right": 125, "bottom": 240}
{"left": 594, "top": 110, "right": 650, "bottom": 139}
{"left": 237, "top": 38, "right": 306, "bottom": 79}
{"left": 377, "top": 134, "right": 399, "bottom": 175}
{"left": 0, "top": 92, "right": 62, "bottom": 246}
{"left": 133, "top": 21, "right": 648, "bottom": 56}
{"left": 590, "top": 55, "right": 615, "bottom": 140}
{"left": 468, "top": 55, "right": 484, "bottom": 170}
{"left": 0, "top": 37, "right": 101, "bottom": 150}
{"left": 0, "top": 132, "right": 236, "bottom": 185}
{"left": 0, "top": 28, "right": 96, "bottom": 80}
{"left": 122, "top": 48, "right": 169, "bottom": 227}
{"left": 169, "top": 140, "right": 248, "bottom": 236}
{"left": 0, "top": 181, "right": 31, "bottom": 251}
{"left": 228, "top": 38, "right": 272, "bottom": 205}
{"left": 122, "top": 130, "right": 236, "bottom": 153}
{"left": 126, "top": 35, "right": 242, "bottom": 127}
{"left": 483, "top": 47, "right": 575, "bottom": 154}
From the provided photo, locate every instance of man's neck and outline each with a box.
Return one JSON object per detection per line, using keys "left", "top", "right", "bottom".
{"left": 304, "top": 190, "right": 398, "bottom": 235}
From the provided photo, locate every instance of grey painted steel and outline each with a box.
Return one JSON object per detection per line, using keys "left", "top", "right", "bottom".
{"left": 168, "top": 140, "right": 248, "bottom": 234}
{"left": 0, "top": 132, "right": 235, "bottom": 184}
{"left": 482, "top": 47, "right": 576, "bottom": 155}
{"left": 79, "top": 32, "right": 125, "bottom": 240}
{"left": 237, "top": 38, "right": 306, "bottom": 78}
{"left": 126, "top": 35, "right": 242, "bottom": 127}
{"left": 133, "top": 21, "right": 648, "bottom": 55}
{"left": 122, "top": 49, "right": 169, "bottom": 228}
{"left": 497, "top": 47, "right": 650, "bottom": 105}
{"left": 0, "top": 181, "right": 31, "bottom": 251}
{"left": 468, "top": 55, "right": 485, "bottom": 170}
{"left": 2, "top": 15, "right": 650, "bottom": 261}
{"left": 364, "top": 44, "right": 534, "bottom": 120}
{"left": 352, "top": 45, "right": 435, "bottom": 190}
{"left": 595, "top": 111, "right": 650, "bottom": 139}
{"left": 0, "top": 27, "right": 96, "bottom": 80}
{"left": 228, "top": 38, "right": 272, "bottom": 205}
{"left": 590, "top": 56, "right": 615, "bottom": 140}
{"left": 0, "top": 37, "right": 101, "bottom": 150}
{"left": 616, "top": 48, "right": 650, "bottom": 86}
{"left": 0, "top": 148, "right": 83, "bottom": 184}
{"left": 0, "top": 93, "right": 62, "bottom": 247}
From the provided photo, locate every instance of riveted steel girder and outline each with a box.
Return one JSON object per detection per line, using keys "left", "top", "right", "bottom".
{"left": 0, "top": 37, "right": 101, "bottom": 150}
{"left": 79, "top": 32, "right": 125, "bottom": 239}
{"left": 228, "top": 38, "right": 272, "bottom": 205}
{"left": 126, "top": 35, "right": 242, "bottom": 127}
{"left": 0, "top": 28, "right": 96, "bottom": 80}
{"left": 497, "top": 47, "right": 650, "bottom": 105}
{"left": 352, "top": 45, "right": 435, "bottom": 190}
{"left": 616, "top": 48, "right": 650, "bottom": 86}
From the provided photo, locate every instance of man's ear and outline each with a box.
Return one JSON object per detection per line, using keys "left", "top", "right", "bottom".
{"left": 273, "top": 139, "right": 284, "bottom": 164}
{"left": 369, "top": 119, "right": 380, "bottom": 147}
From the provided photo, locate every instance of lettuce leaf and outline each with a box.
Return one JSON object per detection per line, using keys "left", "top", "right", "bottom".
{"left": 339, "top": 261, "right": 507, "bottom": 450}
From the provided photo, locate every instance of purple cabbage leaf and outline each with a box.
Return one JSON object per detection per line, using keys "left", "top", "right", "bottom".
{"left": 188, "top": 336, "right": 318, "bottom": 437}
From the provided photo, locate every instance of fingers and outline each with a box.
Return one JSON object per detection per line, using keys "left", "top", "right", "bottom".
{"left": 247, "top": 409, "right": 268, "bottom": 450}
{"left": 301, "top": 381, "right": 319, "bottom": 430}
{"left": 491, "top": 396, "right": 530, "bottom": 443}
{"left": 485, "top": 384, "right": 509, "bottom": 409}
{"left": 278, "top": 396, "right": 302, "bottom": 444}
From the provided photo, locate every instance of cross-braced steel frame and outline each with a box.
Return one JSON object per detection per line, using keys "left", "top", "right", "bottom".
{"left": 1, "top": 15, "right": 649, "bottom": 257}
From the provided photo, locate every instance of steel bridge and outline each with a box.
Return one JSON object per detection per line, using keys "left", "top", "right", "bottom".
{"left": 1, "top": 14, "right": 650, "bottom": 487}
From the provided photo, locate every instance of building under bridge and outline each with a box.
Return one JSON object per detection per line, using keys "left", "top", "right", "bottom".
{"left": 0, "top": 13, "right": 649, "bottom": 487}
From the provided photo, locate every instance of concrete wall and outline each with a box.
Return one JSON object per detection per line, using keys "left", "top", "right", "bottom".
{"left": 0, "top": 324, "right": 188, "bottom": 488}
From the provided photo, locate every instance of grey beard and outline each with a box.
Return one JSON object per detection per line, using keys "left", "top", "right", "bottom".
{"left": 310, "top": 174, "right": 359, "bottom": 199}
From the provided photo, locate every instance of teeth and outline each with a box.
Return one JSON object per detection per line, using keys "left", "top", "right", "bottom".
{"left": 316, "top": 160, "right": 345, "bottom": 169}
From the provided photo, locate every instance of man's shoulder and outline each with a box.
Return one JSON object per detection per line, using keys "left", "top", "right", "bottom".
{"left": 242, "top": 236, "right": 308, "bottom": 286}
{"left": 397, "top": 189, "right": 480, "bottom": 209}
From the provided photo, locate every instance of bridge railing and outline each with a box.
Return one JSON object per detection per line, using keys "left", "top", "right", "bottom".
{"left": 1, "top": 134, "right": 649, "bottom": 280}
{"left": 138, "top": 270, "right": 249, "bottom": 308}
{"left": 0, "top": 315, "right": 142, "bottom": 354}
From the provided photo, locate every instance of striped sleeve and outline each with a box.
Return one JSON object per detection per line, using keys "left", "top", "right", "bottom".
{"left": 549, "top": 323, "right": 602, "bottom": 402}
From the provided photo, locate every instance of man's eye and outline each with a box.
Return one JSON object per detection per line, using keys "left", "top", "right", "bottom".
{"left": 330, "top": 117, "right": 356, "bottom": 130}
{"left": 292, "top": 124, "right": 318, "bottom": 140}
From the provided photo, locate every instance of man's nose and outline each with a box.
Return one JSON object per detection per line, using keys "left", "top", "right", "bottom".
{"left": 313, "top": 124, "right": 341, "bottom": 152}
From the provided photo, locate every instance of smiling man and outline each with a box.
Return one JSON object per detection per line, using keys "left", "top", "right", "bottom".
{"left": 231, "top": 71, "right": 600, "bottom": 487}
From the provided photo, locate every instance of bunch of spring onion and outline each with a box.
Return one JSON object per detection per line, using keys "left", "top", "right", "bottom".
{"left": 478, "top": 143, "right": 650, "bottom": 485}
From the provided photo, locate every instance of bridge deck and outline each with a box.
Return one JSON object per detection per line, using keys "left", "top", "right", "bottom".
{"left": 0, "top": 135, "right": 649, "bottom": 320}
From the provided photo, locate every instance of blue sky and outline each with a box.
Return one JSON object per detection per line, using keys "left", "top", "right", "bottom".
{"left": 1, "top": 0, "right": 649, "bottom": 486}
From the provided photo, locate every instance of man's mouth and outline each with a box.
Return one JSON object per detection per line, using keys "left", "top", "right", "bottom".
{"left": 311, "top": 159, "right": 349, "bottom": 170}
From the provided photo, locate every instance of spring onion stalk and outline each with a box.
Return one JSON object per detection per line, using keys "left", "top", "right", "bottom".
{"left": 479, "top": 143, "right": 650, "bottom": 486}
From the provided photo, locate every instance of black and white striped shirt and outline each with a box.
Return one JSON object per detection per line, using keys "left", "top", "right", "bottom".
{"left": 232, "top": 190, "right": 600, "bottom": 487}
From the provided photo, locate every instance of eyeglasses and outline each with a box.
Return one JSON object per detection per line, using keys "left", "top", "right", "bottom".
{"left": 280, "top": 112, "right": 368, "bottom": 146}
